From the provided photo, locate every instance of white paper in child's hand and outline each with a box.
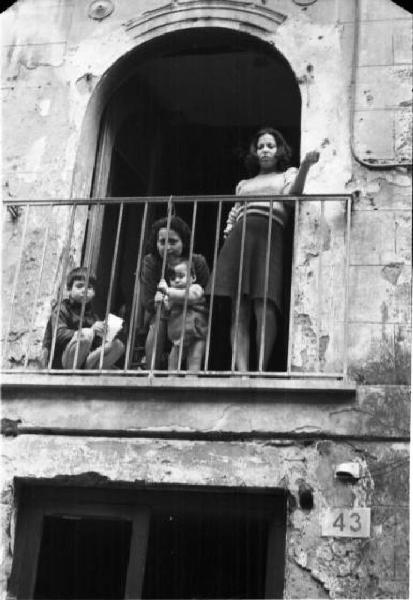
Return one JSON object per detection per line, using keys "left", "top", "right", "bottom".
{"left": 106, "top": 313, "right": 123, "bottom": 342}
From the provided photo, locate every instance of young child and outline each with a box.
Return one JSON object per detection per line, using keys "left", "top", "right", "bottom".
{"left": 140, "top": 216, "right": 210, "bottom": 369}
{"left": 156, "top": 259, "right": 208, "bottom": 371}
{"left": 43, "top": 267, "right": 125, "bottom": 369}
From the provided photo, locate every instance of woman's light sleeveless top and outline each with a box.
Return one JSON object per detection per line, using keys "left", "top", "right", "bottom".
{"left": 224, "top": 167, "right": 298, "bottom": 235}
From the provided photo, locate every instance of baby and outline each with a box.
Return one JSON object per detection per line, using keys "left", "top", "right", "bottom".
{"left": 155, "top": 259, "right": 208, "bottom": 372}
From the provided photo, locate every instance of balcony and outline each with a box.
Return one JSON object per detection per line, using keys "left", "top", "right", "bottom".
{"left": 2, "top": 195, "right": 355, "bottom": 404}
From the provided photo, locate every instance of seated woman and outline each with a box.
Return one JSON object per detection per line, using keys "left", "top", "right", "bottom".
{"left": 140, "top": 216, "right": 209, "bottom": 369}
{"left": 209, "top": 126, "right": 319, "bottom": 372}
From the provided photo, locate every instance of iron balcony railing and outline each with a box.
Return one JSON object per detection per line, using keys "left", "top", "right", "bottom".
{"left": 2, "top": 195, "right": 352, "bottom": 379}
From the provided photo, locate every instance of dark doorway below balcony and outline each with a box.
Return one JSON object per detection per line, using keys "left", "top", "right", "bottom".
{"left": 11, "top": 485, "right": 287, "bottom": 600}
{"left": 93, "top": 27, "right": 301, "bottom": 371}
{"left": 34, "top": 516, "right": 131, "bottom": 599}
{"left": 142, "top": 506, "right": 268, "bottom": 599}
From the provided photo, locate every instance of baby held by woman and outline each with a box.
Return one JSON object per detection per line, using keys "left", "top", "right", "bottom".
{"left": 156, "top": 259, "right": 208, "bottom": 371}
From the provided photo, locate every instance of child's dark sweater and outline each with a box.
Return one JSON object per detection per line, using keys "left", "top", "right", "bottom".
{"left": 42, "top": 298, "right": 100, "bottom": 368}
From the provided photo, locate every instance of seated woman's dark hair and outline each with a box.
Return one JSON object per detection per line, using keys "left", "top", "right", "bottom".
{"left": 245, "top": 127, "right": 292, "bottom": 176}
{"left": 145, "top": 215, "right": 192, "bottom": 258}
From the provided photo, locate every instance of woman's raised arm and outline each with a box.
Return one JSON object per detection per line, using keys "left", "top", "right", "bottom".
{"left": 288, "top": 150, "right": 320, "bottom": 195}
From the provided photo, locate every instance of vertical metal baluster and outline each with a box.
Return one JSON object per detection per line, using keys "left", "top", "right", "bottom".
{"left": 123, "top": 202, "right": 148, "bottom": 371}
{"left": 286, "top": 198, "right": 299, "bottom": 376}
{"left": 48, "top": 203, "right": 77, "bottom": 370}
{"left": 177, "top": 200, "right": 197, "bottom": 373}
{"left": 72, "top": 202, "right": 100, "bottom": 371}
{"left": 231, "top": 200, "right": 247, "bottom": 373}
{"left": 3, "top": 204, "right": 30, "bottom": 364}
{"left": 317, "top": 200, "right": 325, "bottom": 375}
{"left": 24, "top": 204, "right": 52, "bottom": 369}
{"left": 204, "top": 200, "right": 222, "bottom": 371}
{"left": 98, "top": 202, "right": 124, "bottom": 371}
{"left": 150, "top": 196, "right": 173, "bottom": 373}
{"left": 258, "top": 199, "right": 273, "bottom": 373}
{"left": 342, "top": 196, "right": 352, "bottom": 380}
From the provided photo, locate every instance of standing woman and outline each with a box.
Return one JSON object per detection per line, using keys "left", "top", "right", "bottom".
{"left": 211, "top": 127, "right": 319, "bottom": 371}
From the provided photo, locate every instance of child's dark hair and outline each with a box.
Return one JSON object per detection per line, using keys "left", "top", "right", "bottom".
{"left": 145, "top": 216, "right": 192, "bottom": 258}
{"left": 166, "top": 259, "right": 196, "bottom": 282}
{"left": 245, "top": 127, "right": 292, "bottom": 176}
{"left": 66, "top": 266, "right": 96, "bottom": 290}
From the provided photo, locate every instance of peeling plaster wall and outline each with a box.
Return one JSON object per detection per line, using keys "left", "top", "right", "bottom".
{"left": 290, "top": 198, "right": 349, "bottom": 373}
{"left": 1, "top": 0, "right": 411, "bottom": 598}
{"left": 352, "top": 0, "right": 412, "bottom": 164}
{"left": 1, "top": 384, "right": 410, "bottom": 598}
{"left": 1, "top": 435, "right": 409, "bottom": 599}
{"left": 2, "top": 204, "right": 89, "bottom": 366}
{"left": 346, "top": 169, "right": 412, "bottom": 385}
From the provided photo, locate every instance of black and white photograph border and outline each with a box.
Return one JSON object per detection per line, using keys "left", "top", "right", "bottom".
{"left": 1, "top": 1, "right": 411, "bottom": 598}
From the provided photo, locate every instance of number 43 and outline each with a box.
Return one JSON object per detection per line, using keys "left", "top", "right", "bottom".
{"left": 333, "top": 511, "right": 362, "bottom": 532}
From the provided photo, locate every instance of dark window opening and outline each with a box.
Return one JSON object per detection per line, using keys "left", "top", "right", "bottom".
{"left": 142, "top": 508, "right": 268, "bottom": 599}
{"left": 34, "top": 516, "right": 131, "bottom": 600}
{"left": 10, "top": 485, "right": 287, "bottom": 600}
{"left": 91, "top": 27, "right": 301, "bottom": 371}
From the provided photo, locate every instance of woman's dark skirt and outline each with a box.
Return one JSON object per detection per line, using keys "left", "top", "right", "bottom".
{"left": 208, "top": 215, "right": 285, "bottom": 315}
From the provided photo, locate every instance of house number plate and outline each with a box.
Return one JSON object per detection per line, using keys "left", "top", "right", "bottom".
{"left": 321, "top": 508, "right": 371, "bottom": 538}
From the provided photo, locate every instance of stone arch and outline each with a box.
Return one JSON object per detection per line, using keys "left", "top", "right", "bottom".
{"left": 71, "top": 4, "right": 301, "bottom": 198}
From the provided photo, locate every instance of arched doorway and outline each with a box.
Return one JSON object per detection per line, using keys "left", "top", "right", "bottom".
{"left": 93, "top": 27, "right": 301, "bottom": 369}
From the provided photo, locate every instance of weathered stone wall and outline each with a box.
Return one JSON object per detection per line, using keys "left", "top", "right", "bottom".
{"left": 1, "top": 377, "right": 410, "bottom": 598}
{"left": 352, "top": 0, "right": 412, "bottom": 164}
{"left": 347, "top": 169, "right": 411, "bottom": 385}
{"left": 288, "top": 0, "right": 412, "bottom": 375}
{"left": 1, "top": 381, "right": 409, "bottom": 440}
{"left": 290, "top": 198, "right": 349, "bottom": 373}
{"left": 1, "top": 434, "right": 409, "bottom": 599}
{"left": 2, "top": 204, "right": 88, "bottom": 367}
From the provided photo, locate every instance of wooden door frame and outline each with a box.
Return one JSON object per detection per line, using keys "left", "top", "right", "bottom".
{"left": 9, "top": 490, "right": 150, "bottom": 599}
{"left": 9, "top": 484, "right": 287, "bottom": 599}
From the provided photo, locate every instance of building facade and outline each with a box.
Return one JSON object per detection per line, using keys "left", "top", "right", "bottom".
{"left": 1, "top": 0, "right": 411, "bottom": 598}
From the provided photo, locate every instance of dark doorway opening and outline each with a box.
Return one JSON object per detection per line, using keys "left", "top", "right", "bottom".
{"left": 10, "top": 485, "right": 287, "bottom": 600}
{"left": 142, "top": 508, "right": 268, "bottom": 599}
{"left": 34, "top": 516, "right": 131, "bottom": 599}
{"left": 93, "top": 27, "right": 301, "bottom": 370}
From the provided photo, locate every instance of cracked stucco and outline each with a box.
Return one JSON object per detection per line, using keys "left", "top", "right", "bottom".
{"left": 2, "top": 436, "right": 408, "bottom": 598}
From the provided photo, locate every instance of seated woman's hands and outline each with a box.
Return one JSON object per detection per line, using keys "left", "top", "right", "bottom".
{"left": 154, "top": 291, "right": 165, "bottom": 305}
{"left": 157, "top": 279, "right": 168, "bottom": 294}
{"left": 155, "top": 279, "right": 169, "bottom": 308}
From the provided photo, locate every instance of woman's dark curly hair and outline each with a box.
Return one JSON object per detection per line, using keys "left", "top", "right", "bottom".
{"left": 145, "top": 216, "right": 192, "bottom": 258}
{"left": 245, "top": 127, "right": 292, "bottom": 176}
